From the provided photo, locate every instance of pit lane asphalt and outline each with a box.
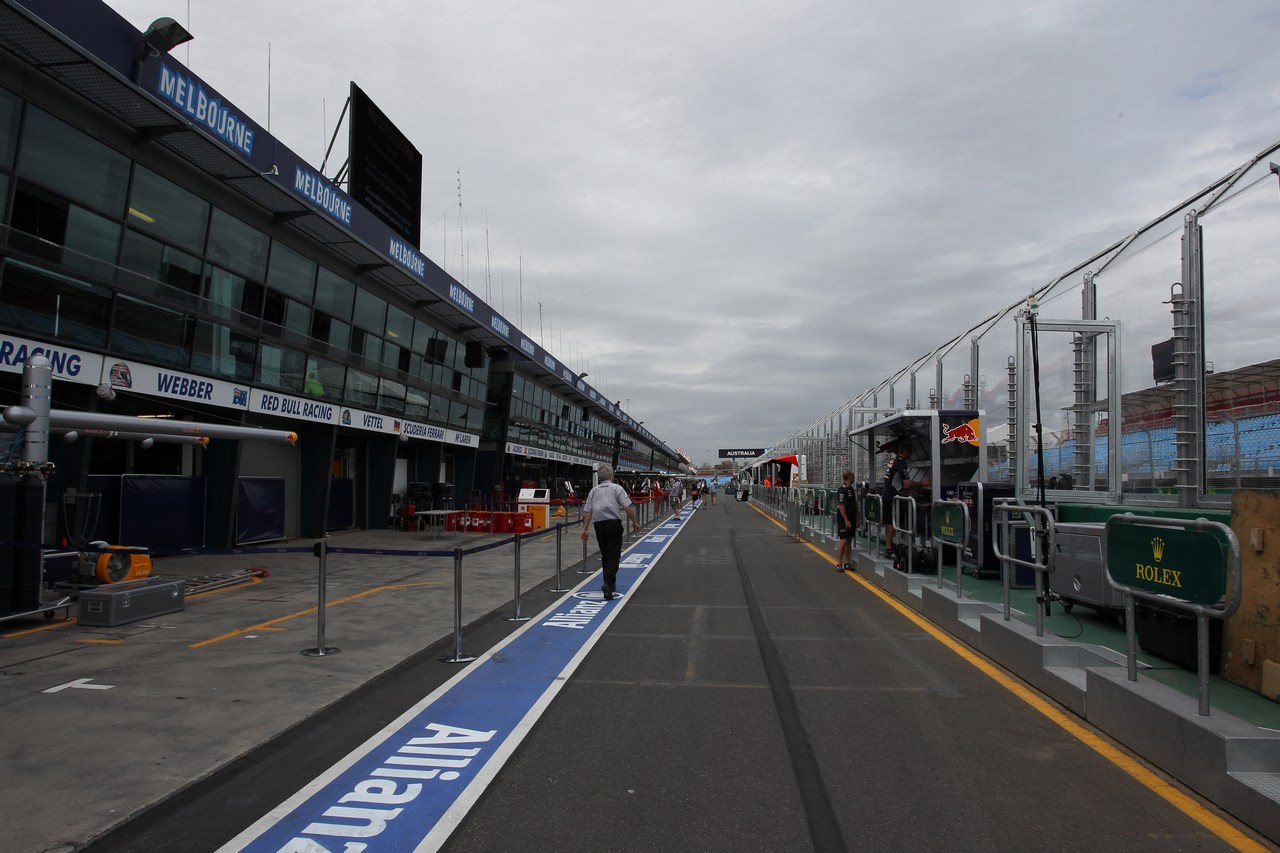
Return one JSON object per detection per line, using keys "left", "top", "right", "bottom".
{"left": 443, "top": 499, "right": 1246, "bottom": 852}
{"left": 20, "top": 499, "right": 1260, "bottom": 852}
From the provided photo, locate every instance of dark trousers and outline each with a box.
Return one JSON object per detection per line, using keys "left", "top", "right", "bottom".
{"left": 594, "top": 519, "right": 624, "bottom": 586}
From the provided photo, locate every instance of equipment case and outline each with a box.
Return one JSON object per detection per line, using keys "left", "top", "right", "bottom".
{"left": 78, "top": 577, "right": 185, "bottom": 627}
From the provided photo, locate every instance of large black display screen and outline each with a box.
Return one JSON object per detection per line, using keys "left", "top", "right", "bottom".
{"left": 348, "top": 82, "right": 423, "bottom": 248}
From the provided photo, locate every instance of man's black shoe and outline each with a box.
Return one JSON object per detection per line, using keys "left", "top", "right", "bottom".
{"left": 603, "top": 584, "right": 615, "bottom": 600}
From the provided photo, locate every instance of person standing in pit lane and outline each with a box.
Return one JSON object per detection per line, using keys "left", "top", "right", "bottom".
{"left": 882, "top": 442, "right": 916, "bottom": 559}
{"left": 582, "top": 463, "right": 641, "bottom": 600}
{"left": 707, "top": 477, "right": 718, "bottom": 507}
{"left": 835, "top": 469, "right": 858, "bottom": 572}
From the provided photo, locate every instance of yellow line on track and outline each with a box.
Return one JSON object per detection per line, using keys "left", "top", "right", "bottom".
{"left": 747, "top": 501, "right": 1268, "bottom": 852}
{"left": 2, "top": 618, "right": 76, "bottom": 638}
{"left": 0, "top": 575, "right": 271, "bottom": 639}
{"left": 2, "top": 580, "right": 443, "bottom": 647}
{"left": 189, "top": 581, "right": 442, "bottom": 649}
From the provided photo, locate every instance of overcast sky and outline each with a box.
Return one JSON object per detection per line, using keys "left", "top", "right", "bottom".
{"left": 102, "top": 0, "right": 1280, "bottom": 466}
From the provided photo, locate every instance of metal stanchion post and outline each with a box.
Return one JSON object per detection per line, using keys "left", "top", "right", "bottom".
{"left": 578, "top": 520, "right": 592, "bottom": 574}
{"left": 549, "top": 523, "right": 569, "bottom": 593}
{"left": 440, "top": 546, "right": 477, "bottom": 663}
{"left": 301, "top": 540, "right": 340, "bottom": 657}
{"left": 506, "top": 533, "right": 531, "bottom": 622}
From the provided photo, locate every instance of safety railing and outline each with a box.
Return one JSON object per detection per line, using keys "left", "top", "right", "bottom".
{"left": 794, "top": 486, "right": 835, "bottom": 540}
{"left": 891, "top": 495, "right": 918, "bottom": 572}
{"left": 990, "top": 501, "right": 1056, "bottom": 636}
{"left": 862, "top": 493, "right": 884, "bottom": 554}
{"left": 931, "top": 499, "right": 971, "bottom": 594}
{"left": 1103, "top": 513, "right": 1242, "bottom": 716}
{"left": 297, "top": 502, "right": 671, "bottom": 665}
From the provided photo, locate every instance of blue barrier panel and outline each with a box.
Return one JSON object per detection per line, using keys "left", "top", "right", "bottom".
{"left": 237, "top": 478, "right": 286, "bottom": 545}
{"left": 120, "top": 475, "right": 204, "bottom": 551}
{"left": 328, "top": 478, "right": 356, "bottom": 531}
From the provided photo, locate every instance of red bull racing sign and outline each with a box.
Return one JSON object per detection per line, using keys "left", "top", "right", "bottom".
{"left": 941, "top": 419, "right": 981, "bottom": 446}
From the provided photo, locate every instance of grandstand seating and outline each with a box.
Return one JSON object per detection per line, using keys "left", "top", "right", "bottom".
{"left": 1002, "top": 412, "right": 1280, "bottom": 485}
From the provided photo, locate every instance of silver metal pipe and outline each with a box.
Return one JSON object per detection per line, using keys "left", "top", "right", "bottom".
{"left": 301, "top": 540, "right": 339, "bottom": 657}
{"left": 549, "top": 522, "right": 568, "bottom": 593}
{"left": 5, "top": 408, "right": 298, "bottom": 444}
{"left": 506, "top": 533, "right": 530, "bottom": 622}
{"left": 439, "top": 547, "right": 476, "bottom": 663}
{"left": 20, "top": 356, "right": 52, "bottom": 465}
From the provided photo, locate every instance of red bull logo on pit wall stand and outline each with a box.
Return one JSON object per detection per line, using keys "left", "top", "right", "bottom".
{"left": 941, "top": 419, "right": 981, "bottom": 445}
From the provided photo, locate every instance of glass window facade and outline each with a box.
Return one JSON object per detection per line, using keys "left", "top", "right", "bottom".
{"left": 0, "top": 260, "right": 110, "bottom": 348}
{"left": 314, "top": 267, "right": 353, "bottom": 318}
{"left": 16, "top": 107, "right": 129, "bottom": 215}
{"left": 128, "top": 166, "right": 209, "bottom": 253}
{"left": 266, "top": 241, "right": 316, "bottom": 303}
{"left": 257, "top": 343, "right": 307, "bottom": 394}
{"left": 352, "top": 288, "right": 385, "bottom": 334}
{"left": 206, "top": 207, "right": 268, "bottom": 282}
{"left": 121, "top": 231, "right": 202, "bottom": 295}
{"left": 110, "top": 294, "right": 193, "bottom": 367}
{"left": 0, "top": 88, "right": 19, "bottom": 169}
{"left": 203, "top": 265, "right": 262, "bottom": 322}
{"left": 192, "top": 320, "right": 255, "bottom": 381}
{"left": 11, "top": 180, "right": 121, "bottom": 274}
{"left": 0, "top": 83, "right": 487, "bottom": 436}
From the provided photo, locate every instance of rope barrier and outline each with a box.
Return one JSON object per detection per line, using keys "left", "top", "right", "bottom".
{"left": 26, "top": 522, "right": 575, "bottom": 561}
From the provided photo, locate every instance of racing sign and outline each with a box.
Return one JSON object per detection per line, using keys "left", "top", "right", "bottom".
{"left": 940, "top": 419, "right": 980, "bottom": 446}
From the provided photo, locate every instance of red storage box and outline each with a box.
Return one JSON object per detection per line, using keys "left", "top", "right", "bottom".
{"left": 495, "top": 512, "right": 513, "bottom": 533}
{"left": 515, "top": 512, "right": 534, "bottom": 533}
{"left": 457, "top": 511, "right": 491, "bottom": 533}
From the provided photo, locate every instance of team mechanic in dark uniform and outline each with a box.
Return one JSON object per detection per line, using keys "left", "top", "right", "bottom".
{"left": 581, "top": 463, "right": 641, "bottom": 599}
{"left": 882, "top": 442, "right": 916, "bottom": 559}
{"left": 835, "top": 469, "right": 858, "bottom": 572}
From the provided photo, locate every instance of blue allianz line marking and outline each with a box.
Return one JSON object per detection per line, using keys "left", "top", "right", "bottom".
{"left": 218, "top": 510, "right": 695, "bottom": 853}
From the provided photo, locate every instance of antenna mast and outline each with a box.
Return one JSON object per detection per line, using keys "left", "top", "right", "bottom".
{"left": 456, "top": 169, "right": 464, "bottom": 284}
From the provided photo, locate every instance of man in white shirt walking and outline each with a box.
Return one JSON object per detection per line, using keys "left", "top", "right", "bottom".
{"left": 582, "top": 464, "right": 641, "bottom": 599}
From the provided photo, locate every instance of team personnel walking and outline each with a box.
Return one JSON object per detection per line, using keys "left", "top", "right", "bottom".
{"left": 707, "top": 478, "right": 718, "bottom": 506}
{"left": 581, "top": 463, "right": 641, "bottom": 599}
{"left": 835, "top": 470, "right": 858, "bottom": 572}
